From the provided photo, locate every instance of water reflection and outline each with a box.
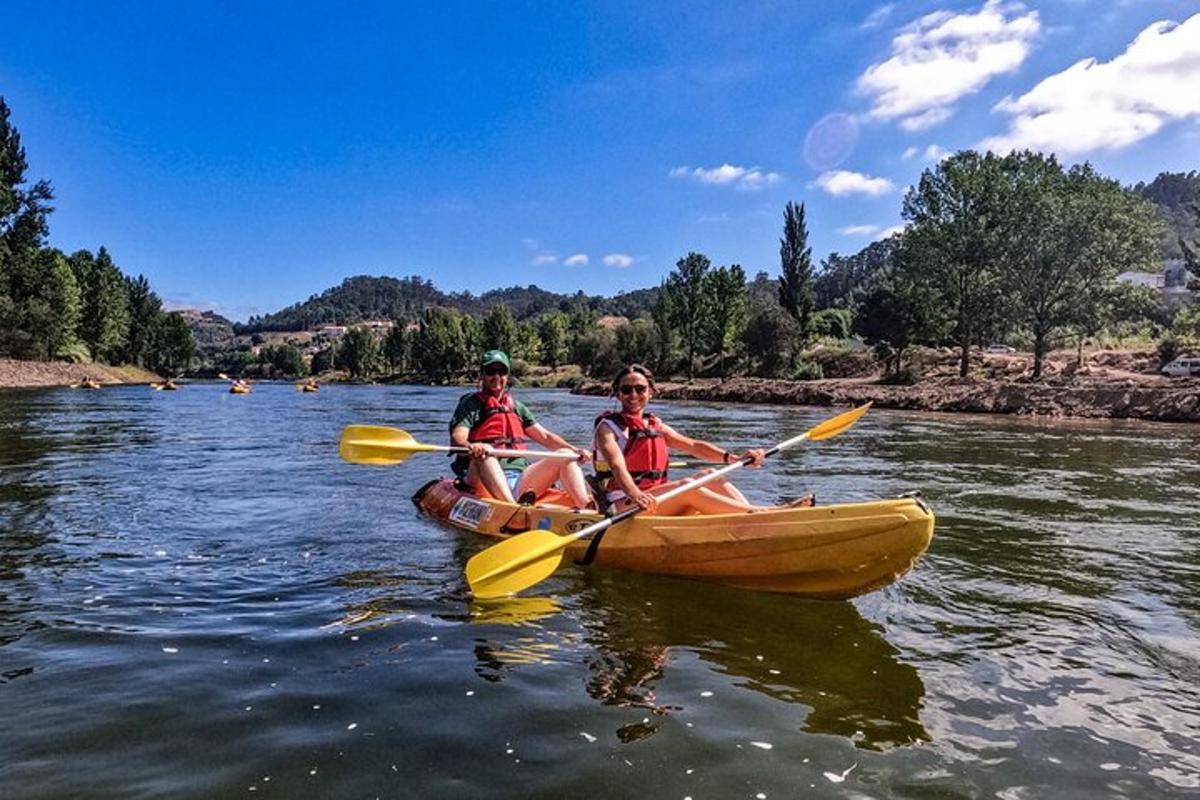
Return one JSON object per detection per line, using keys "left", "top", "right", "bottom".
{"left": 578, "top": 573, "right": 929, "bottom": 751}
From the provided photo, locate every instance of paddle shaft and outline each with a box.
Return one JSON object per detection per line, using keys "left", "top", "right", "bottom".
{"left": 440, "top": 443, "right": 581, "bottom": 461}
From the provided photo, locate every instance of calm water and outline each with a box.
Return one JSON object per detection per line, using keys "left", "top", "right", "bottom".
{"left": 2, "top": 384, "right": 1199, "bottom": 798}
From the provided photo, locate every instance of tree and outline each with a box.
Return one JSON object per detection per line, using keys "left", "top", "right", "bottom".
{"left": 149, "top": 312, "right": 195, "bottom": 375}
{"left": 412, "top": 307, "right": 471, "bottom": 383}
{"left": 0, "top": 248, "right": 81, "bottom": 359}
{"left": 77, "top": 247, "right": 130, "bottom": 363}
{"left": 903, "top": 151, "right": 1009, "bottom": 376}
{"left": 336, "top": 326, "right": 381, "bottom": 379}
{"left": 537, "top": 312, "right": 569, "bottom": 369}
{"left": 778, "top": 201, "right": 816, "bottom": 344}
{"left": 662, "top": 252, "right": 712, "bottom": 379}
{"left": 259, "top": 343, "right": 306, "bottom": 377}
{"left": 1001, "top": 155, "right": 1160, "bottom": 377}
{"left": 614, "top": 318, "right": 661, "bottom": 369}
{"left": 814, "top": 239, "right": 896, "bottom": 309}
{"left": 852, "top": 236, "right": 946, "bottom": 379}
{"left": 123, "top": 274, "right": 163, "bottom": 366}
{"left": 741, "top": 306, "right": 799, "bottom": 378}
{"left": 0, "top": 97, "right": 56, "bottom": 358}
{"left": 812, "top": 308, "right": 852, "bottom": 341}
{"left": 705, "top": 264, "right": 749, "bottom": 377}
{"left": 382, "top": 324, "right": 410, "bottom": 373}
{"left": 481, "top": 304, "right": 518, "bottom": 353}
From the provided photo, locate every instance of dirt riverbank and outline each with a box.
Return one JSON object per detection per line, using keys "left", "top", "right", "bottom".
{"left": 0, "top": 359, "right": 160, "bottom": 389}
{"left": 572, "top": 349, "right": 1200, "bottom": 423}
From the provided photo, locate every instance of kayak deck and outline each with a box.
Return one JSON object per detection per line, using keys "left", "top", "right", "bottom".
{"left": 413, "top": 479, "right": 934, "bottom": 599}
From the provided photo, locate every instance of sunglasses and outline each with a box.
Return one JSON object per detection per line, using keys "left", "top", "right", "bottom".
{"left": 483, "top": 366, "right": 508, "bottom": 376}
{"left": 618, "top": 384, "right": 648, "bottom": 395}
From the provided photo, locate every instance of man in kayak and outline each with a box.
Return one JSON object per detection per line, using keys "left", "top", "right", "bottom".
{"left": 592, "top": 364, "right": 773, "bottom": 515}
{"left": 450, "top": 350, "right": 592, "bottom": 507}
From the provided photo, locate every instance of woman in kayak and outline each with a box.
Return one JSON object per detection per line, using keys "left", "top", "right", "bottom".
{"left": 592, "top": 364, "right": 768, "bottom": 515}
{"left": 450, "top": 350, "right": 592, "bottom": 507}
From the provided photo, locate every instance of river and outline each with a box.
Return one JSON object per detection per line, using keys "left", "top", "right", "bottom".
{"left": 2, "top": 384, "right": 1198, "bottom": 798}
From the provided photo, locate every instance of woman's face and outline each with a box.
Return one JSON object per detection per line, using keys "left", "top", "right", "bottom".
{"left": 616, "top": 371, "right": 652, "bottom": 414}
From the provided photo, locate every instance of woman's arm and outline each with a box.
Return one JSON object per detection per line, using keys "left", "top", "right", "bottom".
{"left": 660, "top": 424, "right": 764, "bottom": 467}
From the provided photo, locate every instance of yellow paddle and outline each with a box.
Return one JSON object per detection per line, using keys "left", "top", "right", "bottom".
{"left": 465, "top": 402, "right": 873, "bottom": 599}
{"left": 339, "top": 425, "right": 587, "bottom": 467}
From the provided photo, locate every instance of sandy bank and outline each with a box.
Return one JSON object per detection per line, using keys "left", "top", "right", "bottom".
{"left": 0, "top": 358, "right": 160, "bottom": 389}
{"left": 572, "top": 374, "right": 1200, "bottom": 423}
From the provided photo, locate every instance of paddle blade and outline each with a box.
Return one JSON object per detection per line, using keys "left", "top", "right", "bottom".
{"left": 466, "top": 529, "right": 571, "bottom": 599}
{"left": 806, "top": 402, "right": 872, "bottom": 442}
{"left": 338, "top": 425, "right": 435, "bottom": 465}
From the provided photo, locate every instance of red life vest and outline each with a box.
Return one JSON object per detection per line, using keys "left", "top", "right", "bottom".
{"left": 592, "top": 411, "right": 668, "bottom": 490}
{"left": 468, "top": 391, "right": 528, "bottom": 449}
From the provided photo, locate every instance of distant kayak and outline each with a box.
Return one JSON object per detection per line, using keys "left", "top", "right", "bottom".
{"left": 413, "top": 478, "right": 934, "bottom": 599}
{"left": 229, "top": 384, "right": 251, "bottom": 394}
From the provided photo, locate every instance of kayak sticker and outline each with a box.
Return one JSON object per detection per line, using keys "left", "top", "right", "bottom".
{"left": 449, "top": 497, "right": 493, "bottom": 529}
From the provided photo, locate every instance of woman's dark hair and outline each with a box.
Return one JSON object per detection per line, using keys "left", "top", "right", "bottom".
{"left": 611, "top": 363, "right": 656, "bottom": 394}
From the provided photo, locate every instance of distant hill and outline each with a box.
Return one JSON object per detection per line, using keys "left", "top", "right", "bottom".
{"left": 177, "top": 309, "right": 237, "bottom": 353}
{"left": 1132, "top": 171, "right": 1200, "bottom": 260}
{"left": 235, "top": 274, "right": 664, "bottom": 333}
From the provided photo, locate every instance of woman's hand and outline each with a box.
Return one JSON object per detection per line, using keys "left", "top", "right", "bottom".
{"left": 573, "top": 447, "right": 592, "bottom": 464}
{"left": 467, "top": 442, "right": 492, "bottom": 460}
{"left": 731, "top": 449, "right": 766, "bottom": 468}
{"left": 628, "top": 488, "right": 658, "bottom": 512}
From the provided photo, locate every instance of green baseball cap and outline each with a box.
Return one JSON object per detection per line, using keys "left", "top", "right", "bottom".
{"left": 480, "top": 350, "right": 511, "bottom": 370}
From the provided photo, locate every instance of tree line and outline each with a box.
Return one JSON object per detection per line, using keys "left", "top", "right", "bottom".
{"left": 0, "top": 98, "right": 195, "bottom": 374}
{"left": 313, "top": 152, "right": 1197, "bottom": 385}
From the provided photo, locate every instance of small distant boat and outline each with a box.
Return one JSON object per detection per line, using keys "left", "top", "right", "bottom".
{"left": 77, "top": 379, "right": 102, "bottom": 390}
{"left": 230, "top": 383, "right": 251, "bottom": 394}
{"left": 297, "top": 382, "right": 319, "bottom": 393}
{"left": 151, "top": 381, "right": 180, "bottom": 391}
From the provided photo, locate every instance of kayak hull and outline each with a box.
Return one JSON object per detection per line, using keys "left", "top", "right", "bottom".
{"left": 413, "top": 479, "right": 935, "bottom": 599}
{"left": 230, "top": 385, "right": 250, "bottom": 394}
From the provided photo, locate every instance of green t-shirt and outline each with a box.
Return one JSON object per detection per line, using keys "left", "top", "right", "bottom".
{"left": 450, "top": 392, "right": 537, "bottom": 471}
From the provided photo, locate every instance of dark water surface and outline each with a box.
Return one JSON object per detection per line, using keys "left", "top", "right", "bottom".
{"left": 2, "top": 384, "right": 1198, "bottom": 798}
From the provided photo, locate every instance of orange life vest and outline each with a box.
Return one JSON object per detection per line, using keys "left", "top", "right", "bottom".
{"left": 468, "top": 391, "right": 527, "bottom": 449}
{"left": 592, "top": 411, "right": 668, "bottom": 491}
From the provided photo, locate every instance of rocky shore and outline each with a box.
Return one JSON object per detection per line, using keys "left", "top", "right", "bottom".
{"left": 0, "top": 359, "right": 160, "bottom": 389}
{"left": 572, "top": 374, "right": 1200, "bottom": 423}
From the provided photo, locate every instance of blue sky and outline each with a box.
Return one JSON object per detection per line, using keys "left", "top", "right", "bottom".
{"left": 3, "top": 1, "right": 1198, "bottom": 320}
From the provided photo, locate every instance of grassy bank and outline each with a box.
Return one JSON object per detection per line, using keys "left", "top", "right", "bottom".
{"left": 0, "top": 359, "right": 160, "bottom": 389}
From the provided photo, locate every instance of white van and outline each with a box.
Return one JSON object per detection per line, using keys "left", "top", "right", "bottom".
{"left": 1162, "top": 357, "right": 1200, "bottom": 378}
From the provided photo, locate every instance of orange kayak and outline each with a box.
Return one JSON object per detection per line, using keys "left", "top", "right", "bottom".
{"left": 413, "top": 479, "right": 934, "bottom": 599}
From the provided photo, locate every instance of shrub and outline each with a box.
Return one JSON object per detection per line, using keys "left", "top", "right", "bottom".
{"left": 1157, "top": 336, "right": 1180, "bottom": 367}
{"left": 790, "top": 359, "right": 824, "bottom": 381}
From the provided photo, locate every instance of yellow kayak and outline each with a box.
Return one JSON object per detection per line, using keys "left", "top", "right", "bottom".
{"left": 230, "top": 384, "right": 251, "bottom": 394}
{"left": 413, "top": 479, "right": 934, "bottom": 599}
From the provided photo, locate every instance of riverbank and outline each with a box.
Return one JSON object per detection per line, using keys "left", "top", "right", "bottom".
{"left": 0, "top": 358, "right": 160, "bottom": 389}
{"left": 572, "top": 374, "right": 1200, "bottom": 422}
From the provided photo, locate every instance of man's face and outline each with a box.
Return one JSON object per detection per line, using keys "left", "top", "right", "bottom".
{"left": 481, "top": 363, "right": 509, "bottom": 393}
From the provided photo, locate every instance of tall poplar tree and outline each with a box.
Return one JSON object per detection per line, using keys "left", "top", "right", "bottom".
{"left": 778, "top": 201, "right": 816, "bottom": 345}
{"left": 663, "top": 252, "right": 712, "bottom": 379}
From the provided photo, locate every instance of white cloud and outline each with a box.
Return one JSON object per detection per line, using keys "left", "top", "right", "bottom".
{"left": 901, "top": 146, "right": 919, "bottom": 160}
{"left": 603, "top": 253, "right": 634, "bottom": 268}
{"left": 563, "top": 253, "right": 589, "bottom": 266}
{"left": 981, "top": 13, "right": 1200, "bottom": 155}
{"left": 697, "top": 212, "right": 730, "bottom": 223}
{"left": 838, "top": 224, "right": 883, "bottom": 236}
{"left": 857, "top": 0, "right": 1040, "bottom": 130}
{"left": 670, "top": 163, "right": 782, "bottom": 191}
{"left": 861, "top": 4, "right": 895, "bottom": 30}
{"left": 531, "top": 254, "right": 558, "bottom": 266}
{"left": 877, "top": 224, "right": 907, "bottom": 240}
{"left": 924, "top": 144, "right": 950, "bottom": 161}
{"left": 814, "top": 170, "right": 896, "bottom": 197}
